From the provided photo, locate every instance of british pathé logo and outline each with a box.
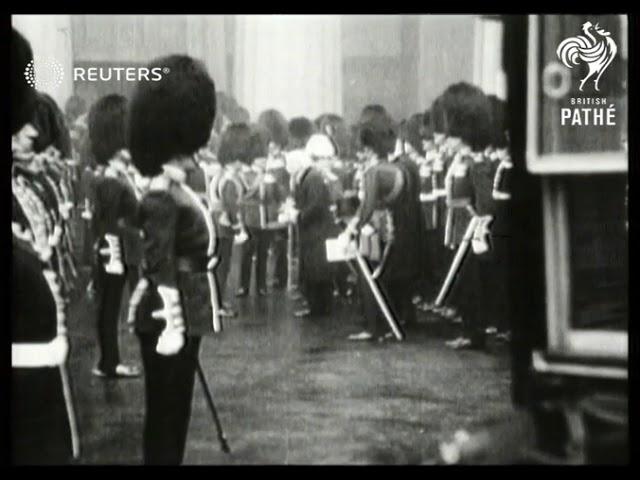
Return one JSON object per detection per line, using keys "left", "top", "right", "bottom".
{"left": 556, "top": 21, "right": 617, "bottom": 92}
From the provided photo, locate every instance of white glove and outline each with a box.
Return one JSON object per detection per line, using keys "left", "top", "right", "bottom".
{"left": 152, "top": 286, "right": 186, "bottom": 356}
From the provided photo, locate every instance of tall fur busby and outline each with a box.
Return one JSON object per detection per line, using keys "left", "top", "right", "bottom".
{"left": 213, "top": 91, "right": 250, "bottom": 133}
{"left": 488, "top": 94, "right": 509, "bottom": 148}
{"left": 87, "top": 94, "right": 128, "bottom": 165}
{"left": 429, "top": 95, "right": 448, "bottom": 136}
{"left": 257, "top": 109, "right": 289, "bottom": 149}
{"left": 249, "top": 124, "right": 269, "bottom": 160}
{"left": 288, "top": 117, "right": 315, "bottom": 150}
{"left": 31, "top": 92, "right": 72, "bottom": 157}
{"left": 12, "top": 28, "right": 37, "bottom": 135}
{"left": 357, "top": 109, "right": 397, "bottom": 158}
{"left": 400, "top": 113, "right": 426, "bottom": 155}
{"left": 421, "top": 110, "right": 434, "bottom": 142}
{"left": 217, "top": 122, "right": 253, "bottom": 166}
{"left": 359, "top": 104, "right": 389, "bottom": 124}
{"left": 440, "top": 82, "right": 492, "bottom": 150}
{"left": 128, "top": 55, "right": 216, "bottom": 176}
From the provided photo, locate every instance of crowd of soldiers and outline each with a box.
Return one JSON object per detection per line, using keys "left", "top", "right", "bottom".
{"left": 12, "top": 26, "right": 512, "bottom": 465}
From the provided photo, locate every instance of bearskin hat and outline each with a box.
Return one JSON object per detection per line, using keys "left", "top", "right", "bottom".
{"left": 88, "top": 94, "right": 128, "bottom": 165}
{"left": 249, "top": 124, "right": 269, "bottom": 160}
{"left": 30, "top": 92, "right": 72, "bottom": 157}
{"left": 217, "top": 122, "right": 253, "bottom": 166}
{"left": 12, "top": 28, "right": 37, "bottom": 135}
{"left": 257, "top": 109, "right": 289, "bottom": 149}
{"left": 429, "top": 96, "right": 448, "bottom": 135}
{"left": 440, "top": 82, "right": 492, "bottom": 150}
{"left": 400, "top": 113, "right": 426, "bottom": 155}
{"left": 487, "top": 94, "right": 509, "bottom": 148}
{"left": 357, "top": 109, "right": 397, "bottom": 158}
{"left": 128, "top": 55, "right": 216, "bottom": 176}
{"left": 288, "top": 117, "right": 315, "bottom": 149}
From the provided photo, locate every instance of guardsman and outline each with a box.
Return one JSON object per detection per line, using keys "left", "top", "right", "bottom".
{"left": 436, "top": 83, "right": 495, "bottom": 350}
{"left": 345, "top": 110, "right": 423, "bottom": 341}
{"left": 210, "top": 123, "right": 257, "bottom": 317}
{"left": 286, "top": 117, "right": 316, "bottom": 296}
{"left": 314, "top": 115, "right": 358, "bottom": 299}
{"left": 400, "top": 112, "right": 439, "bottom": 310}
{"left": 86, "top": 94, "right": 141, "bottom": 378}
{"left": 257, "top": 109, "right": 290, "bottom": 290}
{"left": 27, "top": 92, "right": 79, "bottom": 297}
{"left": 419, "top": 96, "right": 456, "bottom": 318}
{"left": 484, "top": 95, "right": 512, "bottom": 341}
{"left": 237, "top": 128, "right": 271, "bottom": 297}
{"left": 127, "top": 54, "right": 221, "bottom": 464}
{"left": 289, "top": 134, "right": 342, "bottom": 318}
{"left": 11, "top": 28, "right": 75, "bottom": 464}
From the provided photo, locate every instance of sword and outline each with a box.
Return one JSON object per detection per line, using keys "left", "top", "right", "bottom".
{"left": 196, "top": 361, "right": 230, "bottom": 453}
{"left": 59, "top": 363, "right": 81, "bottom": 459}
{"left": 41, "top": 268, "right": 81, "bottom": 460}
{"left": 434, "top": 214, "right": 479, "bottom": 307}
{"left": 353, "top": 244, "right": 404, "bottom": 341}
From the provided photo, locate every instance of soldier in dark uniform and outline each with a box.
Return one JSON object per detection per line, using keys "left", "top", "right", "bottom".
{"left": 237, "top": 128, "right": 271, "bottom": 297}
{"left": 127, "top": 54, "right": 219, "bottom": 464}
{"left": 438, "top": 83, "right": 495, "bottom": 350}
{"left": 257, "top": 109, "right": 290, "bottom": 291}
{"left": 212, "top": 123, "right": 256, "bottom": 315}
{"left": 289, "top": 134, "right": 339, "bottom": 318}
{"left": 346, "top": 110, "right": 423, "bottom": 340}
{"left": 400, "top": 112, "right": 439, "bottom": 309}
{"left": 86, "top": 94, "right": 141, "bottom": 378}
{"left": 317, "top": 114, "right": 359, "bottom": 299}
{"left": 424, "top": 94, "right": 458, "bottom": 319}
{"left": 11, "top": 28, "right": 73, "bottom": 465}
{"left": 485, "top": 94, "right": 512, "bottom": 340}
{"left": 286, "top": 117, "right": 315, "bottom": 299}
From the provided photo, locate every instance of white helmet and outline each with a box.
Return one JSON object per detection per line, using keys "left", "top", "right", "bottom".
{"left": 305, "top": 133, "right": 337, "bottom": 159}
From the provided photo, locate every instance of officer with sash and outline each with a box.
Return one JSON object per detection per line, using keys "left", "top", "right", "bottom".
{"left": 345, "top": 110, "right": 422, "bottom": 341}
{"left": 126, "top": 54, "right": 222, "bottom": 464}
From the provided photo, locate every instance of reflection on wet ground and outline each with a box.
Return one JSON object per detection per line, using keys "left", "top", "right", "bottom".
{"left": 66, "top": 254, "right": 512, "bottom": 465}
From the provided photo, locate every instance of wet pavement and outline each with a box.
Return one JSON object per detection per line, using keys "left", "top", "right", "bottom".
{"left": 65, "top": 253, "right": 513, "bottom": 465}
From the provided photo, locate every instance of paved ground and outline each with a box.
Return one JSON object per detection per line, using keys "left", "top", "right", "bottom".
{"left": 65, "top": 251, "right": 514, "bottom": 465}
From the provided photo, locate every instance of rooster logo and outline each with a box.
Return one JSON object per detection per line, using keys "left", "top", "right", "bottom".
{"left": 557, "top": 21, "right": 617, "bottom": 92}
